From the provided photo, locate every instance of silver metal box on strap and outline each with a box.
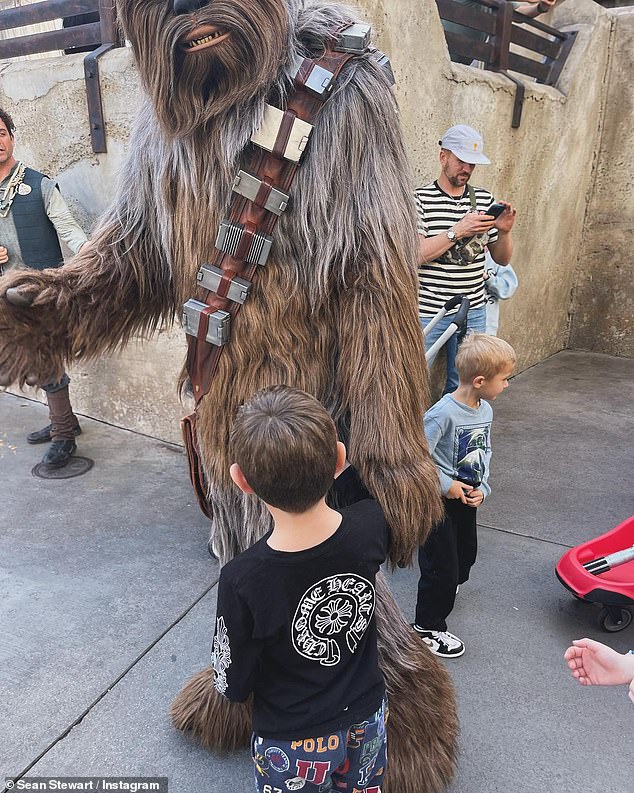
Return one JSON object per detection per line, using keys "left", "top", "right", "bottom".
{"left": 374, "top": 51, "right": 395, "bottom": 86}
{"left": 197, "top": 263, "right": 251, "bottom": 305}
{"left": 251, "top": 104, "right": 313, "bottom": 164}
{"left": 232, "top": 171, "right": 290, "bottom": 216}
{"left": 288, "top": 55, "right": 335, "bottom": 98}
{"left": 335, "top": 23, "right": 371, "bottom": 54}
{"left": 182, "top": 299, "right": 231, "bottom": 346}
{"left": 215, "top": 220, "right": 273, "bottom": 267}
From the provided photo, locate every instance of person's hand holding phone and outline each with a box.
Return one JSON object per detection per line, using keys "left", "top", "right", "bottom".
{"left": 453, "top": 211, "right": 496, "bottom": 240}
{"left": 485, "top": 203, "right": 506, "bottom": 219}
{"left": 490, "top": 201, "right": 517, "bottom": 233}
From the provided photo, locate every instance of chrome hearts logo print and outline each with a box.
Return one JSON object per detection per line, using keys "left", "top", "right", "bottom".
{"left": 292, "top": 575, "right": 375, "bottom": 666}
{"left": 211, "top": 615, "right": 231, "bottom": 694}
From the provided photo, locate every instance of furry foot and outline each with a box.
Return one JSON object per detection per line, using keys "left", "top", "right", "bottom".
{"left": 376, "top": 574, "right": 458, "bottom": 793}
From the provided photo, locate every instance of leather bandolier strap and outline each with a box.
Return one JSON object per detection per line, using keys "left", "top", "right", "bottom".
{"left": 181, "top": 24, "right": 392, "bottom": 518}
{"left": 184, "top": 49, "right": 355, "bottom": 402}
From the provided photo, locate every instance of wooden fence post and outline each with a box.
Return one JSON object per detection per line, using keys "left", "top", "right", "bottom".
{"left": 98, "top": 0, "right": 115, "bottom": 46}
{"left": 492, "top": 0, "right": 512, "bottom": 72}
{"left": 85, "top": 0, "right": 119, "bottom": 153}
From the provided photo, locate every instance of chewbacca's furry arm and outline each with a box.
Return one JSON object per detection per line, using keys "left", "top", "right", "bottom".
{"left": 0, "top": 209, "right": 174, "bottom": 388}
{"left": 336, "top": 280, "right": 444, "bottom": 569}
{"left": 297, "top": 58, "right": 443, "bottom": 567}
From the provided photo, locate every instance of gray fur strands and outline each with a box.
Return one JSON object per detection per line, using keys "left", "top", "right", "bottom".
{"left": 118, "top": 0, "right": 299, "bottom": 138}
{"left": 192, "top": 28, "right": 445, "bottom": 569}
{"left": 0, "top": 1, "right": 456, "bottom": 789}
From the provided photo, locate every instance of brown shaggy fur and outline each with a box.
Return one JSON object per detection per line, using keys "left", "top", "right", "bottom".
{"left": 0, "top": 1, "right": 457, "bottom": 789}
{"left": 170, "top": 668, "right": 253, "bottom": 750}
{"left": 375, "top": 575, "right": 458, "bottom": 793}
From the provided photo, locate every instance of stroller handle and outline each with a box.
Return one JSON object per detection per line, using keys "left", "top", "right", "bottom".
{"left": 452, "top": 295, "right": 470, "bottom": 327}
{"left": 424, "top": 295, "right": 471, "bottom": 366}
{"left": 442, "top": 295, "right": 464, "bottom": 313}
{"left": 423, "top": 295, "right": 471, "bottom": 340}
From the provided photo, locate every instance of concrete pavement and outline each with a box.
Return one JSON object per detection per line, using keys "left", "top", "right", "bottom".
{"left": 1, "top": 350, "right": 633, "bottom": 793}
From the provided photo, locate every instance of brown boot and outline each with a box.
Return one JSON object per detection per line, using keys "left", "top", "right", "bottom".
{"left": 42, "top": 384, "right": 78, "bottom": 467}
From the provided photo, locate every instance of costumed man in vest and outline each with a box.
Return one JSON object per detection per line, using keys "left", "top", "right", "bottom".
{"left": 0, "top": 108, "right": 86, "bottom": 467}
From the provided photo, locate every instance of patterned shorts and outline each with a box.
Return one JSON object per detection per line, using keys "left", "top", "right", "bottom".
{"left": 251, "top": 698, "right": 388, "bottom": 793}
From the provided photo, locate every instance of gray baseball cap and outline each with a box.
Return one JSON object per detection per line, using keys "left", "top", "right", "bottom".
{"left": 439, "top": 124, "right": 491, "bottom": 165}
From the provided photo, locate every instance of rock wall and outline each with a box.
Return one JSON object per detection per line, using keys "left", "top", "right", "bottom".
{"left": 568, "top": 7, "right": 634, "bottom": 357}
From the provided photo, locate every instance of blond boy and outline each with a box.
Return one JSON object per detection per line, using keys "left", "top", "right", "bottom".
{"left": 413, "top": 333, "right": 516, "bottom": 657}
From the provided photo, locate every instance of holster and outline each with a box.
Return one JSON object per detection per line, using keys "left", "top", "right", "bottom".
{"left": 181, "top": 412, "right": 213, "bottom": 520}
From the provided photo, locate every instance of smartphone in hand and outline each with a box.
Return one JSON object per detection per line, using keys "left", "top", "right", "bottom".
{"left": 485, "top": 202, "right": 506, "bottom": 219}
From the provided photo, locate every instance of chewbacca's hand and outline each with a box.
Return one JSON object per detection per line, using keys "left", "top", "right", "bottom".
{"left": 0, "top": 268, "right": 68, "bottom": 387}
{"left": 6, "top": 286, "right": 36, "bottom": 307}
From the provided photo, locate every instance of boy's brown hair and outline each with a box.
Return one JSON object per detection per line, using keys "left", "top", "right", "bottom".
{"left": 456, "top": 332, "right": 516, "bottom": 383}
{"left": 231, "top": 385, "right": 338, "bottom": 513}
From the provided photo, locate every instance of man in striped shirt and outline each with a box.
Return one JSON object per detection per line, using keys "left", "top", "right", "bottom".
{"left": 415, "top": 124, "right": 516, "bottom": 394}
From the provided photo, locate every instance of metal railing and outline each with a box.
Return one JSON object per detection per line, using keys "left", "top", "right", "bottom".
{"left": 0, "top": 0, "right": 124, "bottom": 152}
{"left": 436, "top": 0, "right": 577, "bottom": 126}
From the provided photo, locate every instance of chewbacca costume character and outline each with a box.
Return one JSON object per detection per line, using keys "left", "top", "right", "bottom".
{"left": 0, "top": 1, "right": 458, "bottom": 789}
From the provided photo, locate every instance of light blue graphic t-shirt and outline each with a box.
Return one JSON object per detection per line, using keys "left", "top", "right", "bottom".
{"left": 424, "top": 394, "right": 493, "bottom": 498}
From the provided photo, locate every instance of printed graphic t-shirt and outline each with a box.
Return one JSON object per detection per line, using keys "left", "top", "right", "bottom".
{"left": 211, "top": 500, "right": 389, "bottom": 739}
{"left": 424, "top": 394, "right": 493, "bottom": 498}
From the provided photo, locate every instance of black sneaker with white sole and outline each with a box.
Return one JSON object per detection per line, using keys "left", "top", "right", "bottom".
{"left": 411, "top": 625, "right": 465, "bottom": 658}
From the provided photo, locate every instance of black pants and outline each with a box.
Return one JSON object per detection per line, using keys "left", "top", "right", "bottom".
{"left": 414, "top": 498, "right": 478, "bottom": 631}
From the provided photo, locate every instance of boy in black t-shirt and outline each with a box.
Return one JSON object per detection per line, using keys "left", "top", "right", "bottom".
{"left": 211, "top": 385, "right": 389, "bottom": 793}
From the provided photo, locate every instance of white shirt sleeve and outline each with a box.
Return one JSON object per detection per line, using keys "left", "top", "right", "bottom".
{"left": 413, "top": 191, "right": 428, "bottom": 237}
{"left": 43, "top": 179, "right": 88, "bottom": 255}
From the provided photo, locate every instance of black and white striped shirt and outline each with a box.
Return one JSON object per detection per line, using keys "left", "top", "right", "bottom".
{"left": 414, "top": 181, "right": 498, "bottom": 316}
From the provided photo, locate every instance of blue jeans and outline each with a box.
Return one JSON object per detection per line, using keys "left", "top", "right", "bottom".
{"left": 421, "top": 306, "right": 486, "bottom": 395}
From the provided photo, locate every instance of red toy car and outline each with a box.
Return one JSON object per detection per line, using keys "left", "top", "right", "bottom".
{"left": 556, "top": 514, "right": 634, "bottom": 632}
